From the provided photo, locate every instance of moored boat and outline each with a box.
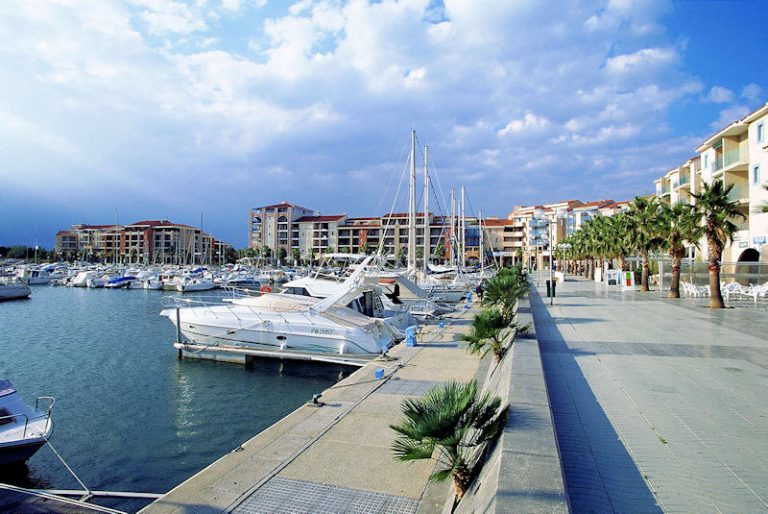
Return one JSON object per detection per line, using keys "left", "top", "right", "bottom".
{"left": 0, "top": 380, "right": 54, "bottom": 465}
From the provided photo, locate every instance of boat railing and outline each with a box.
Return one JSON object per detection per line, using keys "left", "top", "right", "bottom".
{"left": 162, "top": 294, "right": 297, "bottom": 326}
{"left": 35, "top": 396, "right": 55, "bottom": 433}
{"left": 0, "top": 401, "right": 51, "bottom": 439}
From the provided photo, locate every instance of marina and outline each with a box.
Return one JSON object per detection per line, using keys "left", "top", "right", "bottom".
{"left": 0, "top": 285, "right": 347, "bottom": 513}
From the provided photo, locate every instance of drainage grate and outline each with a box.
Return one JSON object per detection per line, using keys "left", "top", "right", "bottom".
{"left": 233, "top": 477, "right": 418, "bottom": 514}
{"left": 375, "top": 379, "right": 445, "bottom": 396}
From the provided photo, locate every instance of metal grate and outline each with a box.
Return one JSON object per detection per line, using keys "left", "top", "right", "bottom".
{"left": 233, "top": 477, "right": 418, "bottom": 514}
{"left": 375, "top": 379, "right": 445, "bottom": 396}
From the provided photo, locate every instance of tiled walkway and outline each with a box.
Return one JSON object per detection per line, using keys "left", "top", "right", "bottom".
{"left": 531, "top": 276, "right": 768, "bottom": 513}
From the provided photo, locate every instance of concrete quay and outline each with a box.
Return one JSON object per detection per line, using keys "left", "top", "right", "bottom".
{"left": 532, "top": 274, "right": 768, "bottom": 513}
{"left": 140, "top": 296, "right": 569, "bottom": 514}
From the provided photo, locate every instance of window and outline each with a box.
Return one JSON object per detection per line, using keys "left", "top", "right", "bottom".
{"left": 754, "top": 164, "right": 761, "bottom": 185}
{"left": 757, "top": 122, "right": 764, "bottom": 143}
{"left": 703, "top": 154, "right": 708, "bottom": 169}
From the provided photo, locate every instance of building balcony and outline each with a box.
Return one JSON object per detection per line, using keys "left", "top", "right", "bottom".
{"left": 715, "top": 148, "right": 749, "bottom": 174}
{"left": 726, "top": 183, "right": 749, "bottom": 205}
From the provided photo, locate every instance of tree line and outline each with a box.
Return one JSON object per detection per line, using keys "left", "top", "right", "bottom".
{"left": 559, "top": 179, "right": 755, "bottom": 309}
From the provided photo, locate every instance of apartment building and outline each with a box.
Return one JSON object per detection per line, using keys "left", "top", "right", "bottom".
{"left": 493, "top": 200, "right": 629, "bottom": 270}
{"left": 249, "top": 202, "right": 315, "bottom": 257}
{"left": 54, "top": 220, "right": 230, "bottom": 264}
{"left": 249, "top": 204, "right": 483, "bottom": 263}
{"left": 654, "top": 102, "right": 768, "bottom": 263}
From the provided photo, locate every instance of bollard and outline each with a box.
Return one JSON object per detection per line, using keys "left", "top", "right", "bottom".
{"left": 465, "top": 292, "right": 472, "bottom": 303}
{"left": 546, "top": 280, "right": 551, "bottom": 298}
{"left": 438, "top": 321, "right": 446, "bottom": 329}
{"left": 405, "top": 325, "right": 418, "bottom": 347}
{"left": 374, "top": 368, "right": 384, "bottom": 379}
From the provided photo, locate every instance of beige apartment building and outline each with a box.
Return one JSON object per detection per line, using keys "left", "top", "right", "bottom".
{"left": 249, "top": 203, "right": 481, "bottom": 263}
{"left": 654, "top": 102, "right": 768, "bottom": 263}
{"left": 55, "top": 220, "right": 230, "bottom": 264}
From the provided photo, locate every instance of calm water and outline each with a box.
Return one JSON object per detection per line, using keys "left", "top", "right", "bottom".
{"left": 0, "top": 286, "right": 346, "bottom": 512}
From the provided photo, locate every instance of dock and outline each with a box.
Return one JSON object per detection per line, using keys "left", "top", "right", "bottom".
{"left": 140, "top": 298, "right": 568, "bottom": 514}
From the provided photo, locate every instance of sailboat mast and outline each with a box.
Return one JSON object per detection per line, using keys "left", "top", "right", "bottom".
{"left": 460, "top": 186, "right": 466, "bottom": 271}
{"left": 408, "top": 130, "right": 417, "bottom": 272}
{"left": 449, "top": 188, "right": 455, "bottom": 267}
{"left": 423, "top": 145, "right": 429, "bottom": 273}
{"left": 479, "top": 209, "right": 484, "bottom": 273}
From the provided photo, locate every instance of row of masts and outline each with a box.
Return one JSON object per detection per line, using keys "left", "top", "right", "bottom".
{"left": 406, "top": 130, "right": 485, "bottom": 276}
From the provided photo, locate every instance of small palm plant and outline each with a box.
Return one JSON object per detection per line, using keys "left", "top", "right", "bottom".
{"left": 390, "top": 380, "right": 509, "bottom": 503}
{"left": 461, "top": 308, "right": 529, "bottom": 362}
{"left": 482, "top": 268, "right": 528, "bottom": 321}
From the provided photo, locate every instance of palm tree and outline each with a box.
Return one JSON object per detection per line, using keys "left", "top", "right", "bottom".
{"left": 625, "top": 196, "right": 663, "bottom": 292}
{"left": 658, "top": 203, "right": 703, "bottom": 299}
{"left": 691, "top": 180, "right": 746, "bottom": 308}
{"left": 390, "top": 380, "right": 508, "bottom": 503}
{"left": 461, "top": 309, "right": 517, "bottom": 362}
{"left": 481, "top": 268, "right": 528, "bottom": 322}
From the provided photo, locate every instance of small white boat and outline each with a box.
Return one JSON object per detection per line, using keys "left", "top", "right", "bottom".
{"left": 175, "top": 276, "right": 218, "bottom": 292}
{"left": 14, "top": 267, "right": 53, "bottom": 285}
{"left": 0, "top": 380, "right": 54, "bottom": 465}
{"left": 0, "top": 278, "right": 31, "bottom": 301}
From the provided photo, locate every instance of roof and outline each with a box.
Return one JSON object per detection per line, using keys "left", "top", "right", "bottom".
{"left": 56, "top": 230, "right": 75, "bottom": 236}
{"left": 482, "top": 219, "right": 516, "bottom": 227}
{"left": 127, "top": 220, "right": 195, "bottom": 229}
{"left": 382, "top": 212, "right": 431, "bottom": 218}
{"left": 295, "top": 215, "right": 346, "bottom": 223}
{"left": 346, "top": 217, "right": 380, "bottom": 221}
{"left": 254, "top": 201, "right": 313, "bottom": 211}
{"left": 75, "top": 224, "right": 121, "bottom": 230}
{"left": 573, "top": 200, "right": 614, "bottom": 210}
{"left": 694, "top": 104, "right": 768, "bottom": 151}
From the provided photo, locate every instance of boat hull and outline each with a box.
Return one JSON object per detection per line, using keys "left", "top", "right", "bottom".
{"left": 0, "top": 438, "right": 47, "bottom": 466}
{"left": 0, "top": 286, "right": 31, "bottom": 301}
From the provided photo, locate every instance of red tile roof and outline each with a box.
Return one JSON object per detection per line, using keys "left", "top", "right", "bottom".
{"left": 128, "top": 220, "right": 195, "bottom": 229}
{"left": 482, "top": 219, "right": 516, "bottom": 227}
{"left": 574, "top": 200, "right": 614, "bottom": 209}
{"left": 295, "top": 215, "right": 346, "bottom": 223}
{"left": 254, "top": 201, "right": 312, "bottom": 211}
{"left": 382, "top": 212, "right": 430, "bottom": 218}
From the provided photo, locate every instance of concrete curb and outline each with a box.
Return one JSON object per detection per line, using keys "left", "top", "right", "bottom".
{"left": 449, "top": 295, "right": 570, "bottom": 513}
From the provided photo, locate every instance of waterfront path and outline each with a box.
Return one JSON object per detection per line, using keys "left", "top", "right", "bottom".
{"left": 141, "top": 304, "right": 483, "bottom": 514}
{"left": 531, "top": 274, "right": 768, "bottom": 513}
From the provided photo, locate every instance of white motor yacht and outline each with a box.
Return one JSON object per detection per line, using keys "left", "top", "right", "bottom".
{"left": 0, "top": 380, "right": 54, "bottom": 465}
{"left": 0, "top": 278, "right": 31, "bottom": 301}
{"left": 160, "top": 285, "right": 395, "bottom": 357}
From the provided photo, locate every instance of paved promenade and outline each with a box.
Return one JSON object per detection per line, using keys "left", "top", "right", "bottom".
{"left": 531, "top": 274, "right": 768, "bottom": 513}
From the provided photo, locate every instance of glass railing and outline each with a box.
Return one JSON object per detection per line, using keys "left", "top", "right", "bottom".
{"left": 726, "top": 184, "right": 748, "bottom": 202}
{"left": 679, "top": 175, "right": 690, "bottom": 186}
{"left": 723, "top": 148, "right": 745, "bottom": 168}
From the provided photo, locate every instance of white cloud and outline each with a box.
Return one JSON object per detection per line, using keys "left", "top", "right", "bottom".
{"left": 133, "top": 0, "right": 208, "bottom": 35}
{"left": 605, "top": 47, "right": 677, "bottom": 75}
{"left": 0, "top": 0, "right": 715, "bottom": 247}
{"left": 741, "top": 83, "right": 763, "bottom": 102}
{"left": 710, "top": 105, "right": 750, "bottom": 130}
{"left": 498, "top": 113, "right": 551, "bottom": 136}
{"left": 706, "top": 85, "right": 734, "bottom": 103}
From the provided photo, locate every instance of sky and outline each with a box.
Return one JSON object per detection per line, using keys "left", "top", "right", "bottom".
{"left": 1, "top": 0, "right": 767, "bottom": 249}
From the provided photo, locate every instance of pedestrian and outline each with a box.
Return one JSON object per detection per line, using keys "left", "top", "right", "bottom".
{"left": 475, "top": 281, "right": 484, "bottom": 304}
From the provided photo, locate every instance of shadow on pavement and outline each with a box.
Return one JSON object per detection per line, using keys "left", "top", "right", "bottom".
{"left": 529, "top": 286, "right": 662, "bottom": 513}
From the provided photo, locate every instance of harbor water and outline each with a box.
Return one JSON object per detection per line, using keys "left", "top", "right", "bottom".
{"left": 0, "top": 286, "right": 346, "bottom": 512}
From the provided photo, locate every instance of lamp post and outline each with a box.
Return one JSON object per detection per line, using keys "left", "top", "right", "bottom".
{"left": 548, "top": 219, "right": 554, "bottom": 306}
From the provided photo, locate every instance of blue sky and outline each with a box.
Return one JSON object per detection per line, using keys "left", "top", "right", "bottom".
{"left": 1, "top": 0, "right": 766, "bottom": 249}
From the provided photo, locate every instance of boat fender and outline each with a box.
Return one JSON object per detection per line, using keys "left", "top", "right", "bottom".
{"left": 338, "top": 343, "right": 346, "bottom": 355}
{"left": 260, "top": 285, "right": 271, "bottom": 294}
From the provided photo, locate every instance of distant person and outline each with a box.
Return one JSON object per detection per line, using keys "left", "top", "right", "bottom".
{"left": 475, "top": 282, "right": 484, "bottom": 304}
